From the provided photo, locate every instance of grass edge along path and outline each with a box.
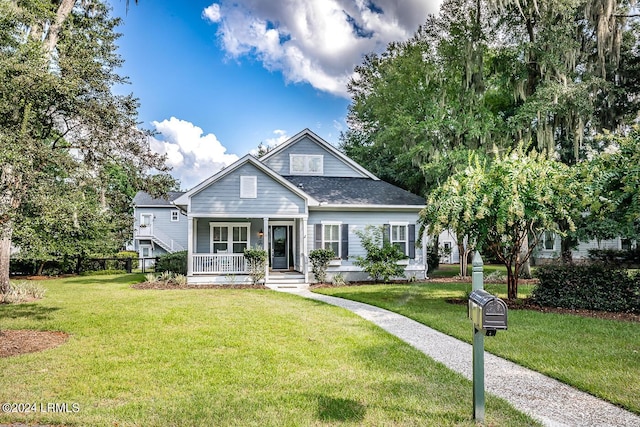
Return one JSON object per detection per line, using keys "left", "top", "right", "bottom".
{"left": 313, "top": 282, "right": 640, "bottom": 415}
{"left": 0, "top": 274, "right": 538, "bottom": 426}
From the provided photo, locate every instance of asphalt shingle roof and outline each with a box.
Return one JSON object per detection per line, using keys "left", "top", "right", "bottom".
{"left": 282, "top": 176, "right": 425, "bottom": 206}
{"left": 133, "top": 191, "right": 185, "bottom": 206}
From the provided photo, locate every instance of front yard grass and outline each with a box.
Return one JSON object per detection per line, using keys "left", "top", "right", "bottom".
{"left": 314, "top": 282, "right": 640, "bottom": 415}
{"left": 0, "top": 274, "right": 538, "bottom": 426}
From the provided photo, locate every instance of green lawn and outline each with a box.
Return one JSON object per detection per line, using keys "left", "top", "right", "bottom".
{"left": 314, "top": 282, "right": 640, "bottom": 415}
{"left": 0, "top": 274, "right": 537, "bottom": 426}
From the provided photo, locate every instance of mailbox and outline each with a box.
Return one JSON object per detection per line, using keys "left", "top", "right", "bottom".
{"left": 468, "top": 289, "right": 508, "bottom": 336}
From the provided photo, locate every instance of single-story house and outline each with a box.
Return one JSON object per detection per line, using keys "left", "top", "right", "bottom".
{"left": 135, "top": 129, "right": 428, "bottom": 285}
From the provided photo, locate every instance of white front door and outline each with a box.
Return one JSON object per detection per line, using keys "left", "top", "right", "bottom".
{"left": 139, "top": 214, "right": 153, "bottom": 236}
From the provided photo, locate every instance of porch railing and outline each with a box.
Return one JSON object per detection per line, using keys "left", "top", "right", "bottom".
{"left": 192, "top": 253, "right": 247, "bottom": 274}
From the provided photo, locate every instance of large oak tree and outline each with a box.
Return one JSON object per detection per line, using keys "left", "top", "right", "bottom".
{"left": 0, "top": 0, "right": 173, "bottom": 292}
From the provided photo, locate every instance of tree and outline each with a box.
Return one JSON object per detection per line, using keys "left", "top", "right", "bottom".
{"left": 343, "top": 0, "right": 639, "bottom": 267}
{"left": 420, "top": 146, "right": 580, "bottom": 299}
{"left": 0, "top": 1, "right": 173, "bottom": 292}
{"left": 581, "top": 126, "right": 640, "bottom": 242}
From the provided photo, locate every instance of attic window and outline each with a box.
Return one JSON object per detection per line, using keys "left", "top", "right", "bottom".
{"left": 290, "top": 154, "right": 323, "bottom": 175}
{"left": 240, "top": 176, "right": 257, "bottom": 198}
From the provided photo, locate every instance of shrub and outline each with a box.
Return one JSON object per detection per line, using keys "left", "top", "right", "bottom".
{"left": 331, "top": 273, "right": 347, "bottom": 286}
{"left": 309, "top": 248, "right": 335, "bottom": 284}
{"left": 112, "top": 251, "right": 140, "bottom": 270}
{"left": 532, "top": 263, "right": 640, "bottom": 313}
{"left": 1, "top": 281, "right": 46, "bottom": 303}
{"left": 244, "top": 247, "right": 267, "bottom": 285}
{"left": 353, "top": 225, "right": 405, "bottom": 283}
{"left": 174, "top": 274, "right": 187, "bottom": 286}
{"left": 426, "top": 244, "right": 441, "bottom": 272}
{"left": 588, "top": 248, "right": 640, "bottom": 268}
{"left": 156, "top": 251, "right": 187, "bottom": 275}
{"left": 144, "top": 273, "right": 157, "bottom": 283}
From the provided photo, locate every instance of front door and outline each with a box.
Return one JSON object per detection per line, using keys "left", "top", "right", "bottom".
{"left": 271, "top": 226, "right": 288, "bottom": 270}
{"left": 139, "top": 214, "right": 153, "bottom": 236}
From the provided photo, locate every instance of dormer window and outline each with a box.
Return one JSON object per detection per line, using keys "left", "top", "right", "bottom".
{"left": 290, "top": 154, "right": 323, "bottom": 175}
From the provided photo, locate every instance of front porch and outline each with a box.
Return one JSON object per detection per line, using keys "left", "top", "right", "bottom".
{"left": 186, "top": 216, "right": 308, "bottom": 285}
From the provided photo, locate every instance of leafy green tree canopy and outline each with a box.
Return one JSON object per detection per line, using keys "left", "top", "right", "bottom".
{"left": 420, "top": 145, "right": 580, "bottom": 299}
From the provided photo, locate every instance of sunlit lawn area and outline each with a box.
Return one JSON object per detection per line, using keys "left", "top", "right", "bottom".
{"left": 315, "top": 281, "right": 640, "bottom": 415}
{"left": 0, "top": 274, "right": 538, "bottom": 426}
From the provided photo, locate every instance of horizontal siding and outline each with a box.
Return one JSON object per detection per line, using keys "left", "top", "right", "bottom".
{"left": 194, "top": 218, "right": 263, "bottom": 254}
{"left": 263, "top": 136, "right": 366, "bottom": 177}
{"left": 134, "top": 206, "right": 188, "bottom": 249}
{"left": 307, "top": 211, "right": 423, "bottom": 265}
{"left": 190, "top": 163, "right": 306, "bottom": 216}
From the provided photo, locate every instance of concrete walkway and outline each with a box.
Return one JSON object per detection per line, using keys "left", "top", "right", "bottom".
{"left": 276, "top": 286, "right": 640, "bottom": 427}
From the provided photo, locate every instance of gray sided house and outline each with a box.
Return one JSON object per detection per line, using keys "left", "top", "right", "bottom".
{"left": 164, "top": 129, "right": 428, "bottom": 285}
{"left": 132, "top": 191, "right": 188, "bottom": 263}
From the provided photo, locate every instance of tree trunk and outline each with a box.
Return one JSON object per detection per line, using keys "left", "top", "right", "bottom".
{"left": 37, "top": 261, "right": 45, "bottom": 276}
{"left": 458, "top": 241, "right": 469, "bottom": 277}
{"left": 0, "top": 222, "right": 13, "bottom": 294}
{"left": 506, "top": 264, "right": 518, "bottom": 300}
{"left": 519, "top": 234, "right": 531, "bottom": 278}
{"left": 44, "top": 0, "right": 75, "bottom": 56}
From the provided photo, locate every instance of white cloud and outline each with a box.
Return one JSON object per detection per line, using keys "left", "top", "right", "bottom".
{"left": 202, "top": 4, "right": 221, "bottom": 22}
{"left": 202, "top": 1, "right": 441, "bottom": 97}
{"left": 150, "top": 117, "right": 238, "bottom": 190}
{"left": 249, "top": 129, "right": 290, "bottom": 156}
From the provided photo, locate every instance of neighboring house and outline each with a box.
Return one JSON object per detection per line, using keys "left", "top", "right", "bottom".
{"left": 169, "top": 129, "right": 428, "bottom": 285}
{"left": 132, "top": 191, "right": 188, "bottom": 265}
{"left": 532, "top": 232, "right": 635, "bottom": 264}
{"left": 432, "top": 229, "right": 635, "bottom": 265}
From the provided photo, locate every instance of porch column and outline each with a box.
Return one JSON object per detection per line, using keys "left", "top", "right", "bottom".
{"left": 187, "top": 216, "right": 194, "bottom": 276}
{"left": 302, "top": 218, "right": 309, "bottom": 283}
{"left": 263, "top": 217, "right": 269, "bottom": 283}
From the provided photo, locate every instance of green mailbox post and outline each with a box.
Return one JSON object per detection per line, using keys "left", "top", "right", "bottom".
{"left": 468, "top": 251, "right": 508, "bottom": 423}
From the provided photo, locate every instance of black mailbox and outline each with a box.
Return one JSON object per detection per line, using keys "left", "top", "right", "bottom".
{"left": 468, "top": 289, "right": 508, "bottom": 336}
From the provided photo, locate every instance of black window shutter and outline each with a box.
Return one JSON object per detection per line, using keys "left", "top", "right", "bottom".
{"left": 408, "top": 224, "right": 416, "bottom": 259}
{"left": 383, "top": 224, "right": 391, "bottom": 244}
{"left": 341, "top": 224, "right": 349, "bottom": 260}
{"left": 314, "top": 224, "right": 322, "bottom": 249}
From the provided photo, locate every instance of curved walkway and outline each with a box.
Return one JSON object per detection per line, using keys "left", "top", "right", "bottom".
{"left": 278, "top": 287, "right": 640, "bottom": 427}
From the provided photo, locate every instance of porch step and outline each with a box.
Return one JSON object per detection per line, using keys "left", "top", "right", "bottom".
{"left": 267, "top": 272, "right": 306, "bottom": 286}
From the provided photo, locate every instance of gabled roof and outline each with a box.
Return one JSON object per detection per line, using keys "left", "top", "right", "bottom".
{"left": 133, "top": 191, "right": 185, "bottom": 207}
{"left": 261, "top": 128, "right": 379, "bottom": 180}
{"left": 283, "top": 176, "right": 425, "bottom": 207}
{"left": 173, "top": 154, "right": 317, "bottom": 208}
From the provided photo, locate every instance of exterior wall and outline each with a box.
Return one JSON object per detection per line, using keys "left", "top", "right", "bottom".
{"left": 190, "top": 163, "right": 306, "bottom": 216}
{"left": 133, "top": 206, "right": 188, "bottom": 254}
{"left": 262, "top": 135, "right": 366, "bottom": 178}
{"left": 306, "top": 210, "right": 427, "bottom": 282}
{"left": 534, "top": 235, "right": 627, "bottom": 263}
{"left": 194, "top": 218, "right": 264, "bottom": 254}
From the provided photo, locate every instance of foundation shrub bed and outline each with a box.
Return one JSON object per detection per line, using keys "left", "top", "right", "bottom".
{"left": 532, "top": 263, "right": 640, "bottom": 313}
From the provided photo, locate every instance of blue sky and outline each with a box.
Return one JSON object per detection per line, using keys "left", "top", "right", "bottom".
{"left": 107, "top": 0, "right": 441, "bottom": 189}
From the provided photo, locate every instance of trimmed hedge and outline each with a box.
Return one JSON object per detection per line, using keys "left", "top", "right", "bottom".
{"left": 156, "top": 251, "right": 187, "bottom": 275}
{"left": 532, "top": 264, "right": 640, "bottom": 313}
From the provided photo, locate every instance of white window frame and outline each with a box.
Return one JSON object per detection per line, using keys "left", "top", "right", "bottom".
{"left": 389, "top": 222, "right": 408, "bottom": 256}
{"left": 321, "top": 221, "right": 341, "bottom": 258}
{"left": 290, "top": 154, "right": 323, "bottom": 175}
{"left": 171, "top": 210, "right": 179, "bottom": 222}
{"left": 542, "top": 231, "right": 556, "bottom": 251}
{"left": 240, "top": 176, "right": 257, "bottom": 199}
{"left": 210, "top": 222, "right": 251, "bottom": 254}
